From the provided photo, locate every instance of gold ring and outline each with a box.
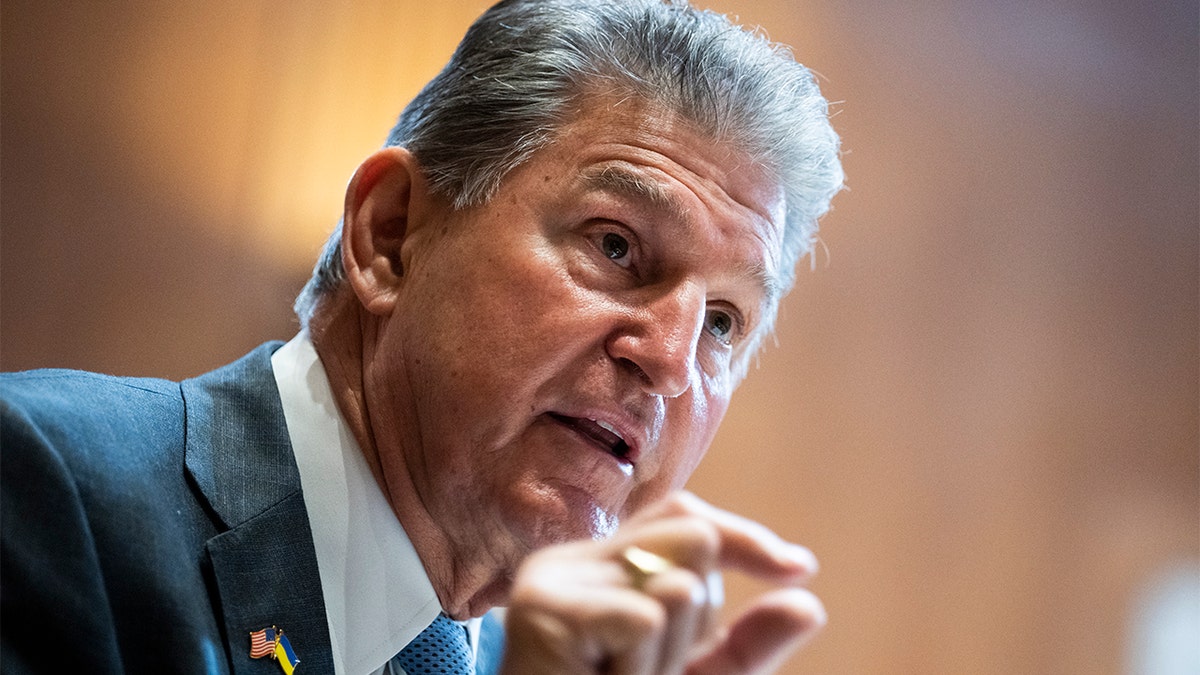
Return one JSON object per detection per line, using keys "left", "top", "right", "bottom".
{"left": 621, "top": 546, "right": 675, "bottom": 590}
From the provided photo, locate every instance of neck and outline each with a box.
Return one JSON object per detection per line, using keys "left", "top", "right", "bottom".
{"left": 307, "top": 290, "right": 514, "bottom": 619}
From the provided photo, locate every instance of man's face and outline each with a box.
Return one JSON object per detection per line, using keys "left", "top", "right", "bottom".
{"left": 367, "top": 98, "right": 787, "bottom": 570}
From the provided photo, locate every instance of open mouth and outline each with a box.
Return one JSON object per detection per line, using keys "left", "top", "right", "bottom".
{"left": 546, "top": 413, "right": 634, "bottom": 463}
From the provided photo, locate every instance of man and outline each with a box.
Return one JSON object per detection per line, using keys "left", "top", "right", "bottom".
{"left": 1, "top": 0, "right": 843, "bottom": 672}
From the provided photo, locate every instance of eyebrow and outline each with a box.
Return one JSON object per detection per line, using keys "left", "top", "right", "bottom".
{"left": 579, "top": 163, "right": 784, "bottom": 310}
{"left": 580, "top": 165, "right": 687, "bottom": 218}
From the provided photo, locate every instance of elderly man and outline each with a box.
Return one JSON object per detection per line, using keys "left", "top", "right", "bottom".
{"left": 0, "top": 0, "right": 842, "bottom": 673}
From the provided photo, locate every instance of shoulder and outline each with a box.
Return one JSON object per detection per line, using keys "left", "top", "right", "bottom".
{"left": 0, "top": 345, "right": 290, "bottom": 672}
{"left": 1, "top": 366, "right": 176, "bottom": 393}
{"left": 1, "top": 368, "right": 184, "bottom": 469}
{"left": 0, "top": 339, "right": 285, "bottom": 456}
{"left": 1, "top": 369, "right": 202, "bottom": 672}
{"left": 0, "top": 341, "right": 290, "bottom": 517}
{"left": 1, "top": 367, "right": 179, "bottom": 418}
{"left": 0, "top": 369, "right": 193, "bottom": 532}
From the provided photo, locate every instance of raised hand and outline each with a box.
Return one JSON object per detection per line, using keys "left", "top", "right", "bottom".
{"left": 502, "top": 492, "right": 824, "bottom": 675}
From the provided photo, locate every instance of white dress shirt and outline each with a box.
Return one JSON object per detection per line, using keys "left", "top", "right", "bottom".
{"left": 272, "top": 332, "right": 479, "bottom": 675}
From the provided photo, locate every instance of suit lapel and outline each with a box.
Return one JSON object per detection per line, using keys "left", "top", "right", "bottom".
{"left": 206, "top": 492, "right": 332, "bottom": 674}
{"left": 182, "top": 342, "right": 334, "bottom": 673}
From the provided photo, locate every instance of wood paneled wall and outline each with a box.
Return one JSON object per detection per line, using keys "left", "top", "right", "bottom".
{"left": 3, "top": 1, "right": 1196, "bottom": 672}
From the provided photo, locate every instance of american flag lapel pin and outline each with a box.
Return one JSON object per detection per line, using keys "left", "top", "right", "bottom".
{"left": 249, "top": 625, "right": 301, "bottom": 674}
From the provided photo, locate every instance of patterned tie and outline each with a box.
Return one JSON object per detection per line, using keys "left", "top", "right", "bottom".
{"left": 393, "top": 613, "right": 475, "bottom": 675}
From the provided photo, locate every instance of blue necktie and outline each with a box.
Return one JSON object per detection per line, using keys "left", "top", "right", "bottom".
{"left": 393, "top": 613, "right": 474, "bottom": 675}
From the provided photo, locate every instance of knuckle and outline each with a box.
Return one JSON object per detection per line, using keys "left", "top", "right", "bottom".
{"left": 673, "top": 515, "right": 721, "bottom": 560}
{"left": 625, "top": 598, "right": 668, "bottom": 638}
{"left": 647, "top": 567, "right": 708, "bottom": 611}
{"left": 662, "top": 491, "right": 704, "bottom": 516}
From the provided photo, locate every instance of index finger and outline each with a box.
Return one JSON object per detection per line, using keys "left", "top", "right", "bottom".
{"left": 635, "top": 492, "right": 818, "bottom": 583}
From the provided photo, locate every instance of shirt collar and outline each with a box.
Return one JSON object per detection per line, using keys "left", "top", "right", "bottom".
{"left": 273, "top": 331, "right": 477, "bottom": 674}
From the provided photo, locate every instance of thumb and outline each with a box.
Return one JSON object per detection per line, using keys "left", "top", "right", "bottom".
{"left": 686, "top": 587, "right": 826, "bottom": 675}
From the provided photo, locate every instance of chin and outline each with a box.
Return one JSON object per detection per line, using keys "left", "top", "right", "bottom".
{"left": 507, "top": 482, "right": 622, "bottom": 549}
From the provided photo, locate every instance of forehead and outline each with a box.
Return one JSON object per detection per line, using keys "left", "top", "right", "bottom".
{"left": 556, "top": 97, "right": 785, "bottom": 212}
{"left": 537, "top": 98, "right": 788, "bottom": 295}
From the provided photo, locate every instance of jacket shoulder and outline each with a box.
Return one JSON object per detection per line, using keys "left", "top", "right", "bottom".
{"left": 1, "top": 369, "right": 184, "bottom": 470}
{"left": 0, "top": 369, "right": 191, "bottom": 672}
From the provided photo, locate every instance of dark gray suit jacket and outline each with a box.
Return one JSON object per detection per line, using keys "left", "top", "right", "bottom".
{"left": 1, "top": 343, "right": 503, "bottom": 674}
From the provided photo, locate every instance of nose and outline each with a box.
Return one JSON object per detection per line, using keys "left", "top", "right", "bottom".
{"left": 606, "top": 281, "right": 705, "bottom": 398}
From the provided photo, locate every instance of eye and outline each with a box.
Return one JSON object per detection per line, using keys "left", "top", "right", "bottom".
{"left": 601, "top": 232, "right": 632, "bottom": 268}
{"left": 704, "top": 309, "right": 736, "bottom": 345}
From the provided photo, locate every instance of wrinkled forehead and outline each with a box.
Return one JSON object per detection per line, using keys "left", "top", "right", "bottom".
{"left": 556, "top": 90, "right": 789, "bottom": 256}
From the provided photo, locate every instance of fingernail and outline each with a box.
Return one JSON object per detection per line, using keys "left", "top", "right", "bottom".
{"left": 784, "top": 543, "right": 819, "bottom": 574}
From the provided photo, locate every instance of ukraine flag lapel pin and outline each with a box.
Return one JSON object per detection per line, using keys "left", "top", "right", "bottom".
{"left": 249, "top": 625, "right": 301, "bottom": 674}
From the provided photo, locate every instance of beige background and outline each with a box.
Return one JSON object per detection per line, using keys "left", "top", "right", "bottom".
{"left": 2, "top": 1, "right": 1196, "bottom": 673}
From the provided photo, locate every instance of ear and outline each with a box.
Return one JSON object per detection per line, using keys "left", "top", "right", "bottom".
{"left": 341, "top": 146, "right": 437, "bottom": 315}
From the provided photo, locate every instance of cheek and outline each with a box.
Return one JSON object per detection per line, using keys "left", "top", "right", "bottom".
{"left": 671, "top": 392, "right": 729, "bottom": 486}
{"left": 399, "top": 234, "right": 597, "bottom": 436}
{"left": 667, "top": 367, "right": 733, "bottom": 478}
{"left": 627, "top": 391, "right": 730, "bottom": 513}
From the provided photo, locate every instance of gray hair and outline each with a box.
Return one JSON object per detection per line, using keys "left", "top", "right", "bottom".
{"left": 294, "top": 0, "right": 843, "bottom": 326}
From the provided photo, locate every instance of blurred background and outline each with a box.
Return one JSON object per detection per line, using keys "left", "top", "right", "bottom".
{"left": 2, "top": 1, "right": 1196, "bottom": 673}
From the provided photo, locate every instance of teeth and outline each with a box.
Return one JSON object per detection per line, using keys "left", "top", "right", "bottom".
{"left": 595, "top": 419, "right": 625, "bottom": 442}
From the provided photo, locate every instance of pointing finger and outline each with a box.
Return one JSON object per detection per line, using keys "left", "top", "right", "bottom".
{"left": 636, "top": 492, "right": 818, "bottom": 583}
